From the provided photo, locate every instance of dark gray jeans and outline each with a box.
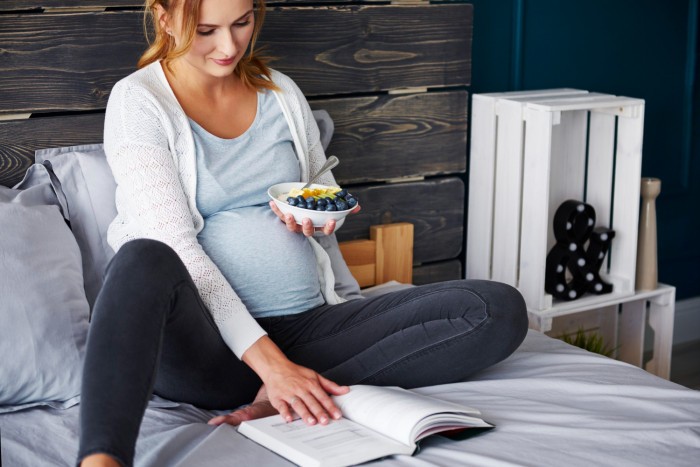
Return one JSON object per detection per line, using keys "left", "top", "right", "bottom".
{"left": 78, "top": 239, "right": 527, "bottom": 466}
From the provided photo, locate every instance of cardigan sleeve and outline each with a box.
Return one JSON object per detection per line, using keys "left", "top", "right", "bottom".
{"left": 103, "top": 79, "right": 266, "bottom": 359}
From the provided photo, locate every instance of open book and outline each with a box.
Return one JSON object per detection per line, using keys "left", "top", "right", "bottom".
{"left": 237, "top": 385, "right": 492, "bottom": 467}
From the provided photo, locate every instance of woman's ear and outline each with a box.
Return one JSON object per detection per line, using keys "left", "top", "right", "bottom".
{"left": 154, "top": 4, "right": 170, "bottom": 33}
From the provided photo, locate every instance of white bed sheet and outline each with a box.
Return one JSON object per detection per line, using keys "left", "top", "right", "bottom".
{"left": 2, "top": 330, "right": 699, "bottom": 467}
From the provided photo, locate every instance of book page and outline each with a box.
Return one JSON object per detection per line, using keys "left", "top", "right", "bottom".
{"left": 332, "top": 385, "right": 488, "bottom": 446}
{"left": 238, "top": 415, "right": 413, "bottom": 467}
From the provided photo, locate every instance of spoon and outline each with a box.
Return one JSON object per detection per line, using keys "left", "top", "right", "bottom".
{"left": 302, "top": 155, "right": 339, "bottom": 189}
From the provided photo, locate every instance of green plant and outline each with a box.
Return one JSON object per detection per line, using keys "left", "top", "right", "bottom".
{"left": 560, "top": 328, "right": 615, "bottom": 357}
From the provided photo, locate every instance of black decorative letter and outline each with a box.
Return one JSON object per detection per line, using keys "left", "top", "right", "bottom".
{"left": 545, "top": 200, "right": 615, "bottom": 301}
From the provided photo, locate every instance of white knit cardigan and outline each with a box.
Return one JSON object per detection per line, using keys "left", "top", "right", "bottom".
{"left": 103, "top": 61, "right": 345, "bottom": 358}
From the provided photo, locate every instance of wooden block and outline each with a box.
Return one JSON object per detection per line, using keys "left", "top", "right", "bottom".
{"left": 338, "top": 239, "right": 377, "bottom": 288}
{"left": 371, "top": 223, "right": 414, "bottom": 284}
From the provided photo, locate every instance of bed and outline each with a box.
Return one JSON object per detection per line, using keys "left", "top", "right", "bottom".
{"left": 1, "top": 1, "right": 699, "bottom": 466}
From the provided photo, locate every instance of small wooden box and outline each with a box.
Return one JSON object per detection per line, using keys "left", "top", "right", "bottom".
{"left": 466, "top": 89, "right": 645, "bottom": 313}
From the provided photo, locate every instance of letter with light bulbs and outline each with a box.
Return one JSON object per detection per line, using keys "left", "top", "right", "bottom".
{"left": 545, "top": 200, "right": 615, "bottom": 301}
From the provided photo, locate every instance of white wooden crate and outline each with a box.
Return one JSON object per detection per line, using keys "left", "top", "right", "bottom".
{"left": 467, "top": 89, "right": 646, "bottom": 312}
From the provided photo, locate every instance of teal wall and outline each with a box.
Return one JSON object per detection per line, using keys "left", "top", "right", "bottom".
{"left": 468, "top": 0, "right": 700, "bottom": 300}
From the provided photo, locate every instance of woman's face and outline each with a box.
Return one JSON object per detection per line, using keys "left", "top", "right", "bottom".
{"left": 172, "top": 0, "right": 255, "bottom": 79}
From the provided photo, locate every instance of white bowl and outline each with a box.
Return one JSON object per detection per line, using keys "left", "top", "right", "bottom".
{"left": 268, "top": 182, "right": 357, "bottom": 230}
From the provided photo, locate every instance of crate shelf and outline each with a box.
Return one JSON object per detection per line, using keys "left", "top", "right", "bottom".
{"left": 467, "top": 89, "right": 675, "bottom": 379}
{"left": 467, "top": 88, "right": 645, "bottom": 311}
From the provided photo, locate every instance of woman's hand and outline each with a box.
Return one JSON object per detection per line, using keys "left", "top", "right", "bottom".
{"left": 242, "top": 336, "right": 350, "bottom": 425}
{"left": 207, "top": 384, "right": 277, "bottom": 426}
{"left": 269, "top": 200, "right": 361, "bottom": 237}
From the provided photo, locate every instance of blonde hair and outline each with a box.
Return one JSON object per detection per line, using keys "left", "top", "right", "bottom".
{"left": 138, "top": 0, "right": 277, "bottom": 91}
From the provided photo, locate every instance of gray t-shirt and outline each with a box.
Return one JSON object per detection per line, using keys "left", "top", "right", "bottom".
{"left": 191, "top": 89, "right": 324, "bottom": 318}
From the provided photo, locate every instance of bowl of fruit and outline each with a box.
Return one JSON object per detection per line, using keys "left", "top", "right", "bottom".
{"left": 268, "top": 182, "right": 359, "bottom": 230}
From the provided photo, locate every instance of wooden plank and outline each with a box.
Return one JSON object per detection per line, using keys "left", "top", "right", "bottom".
{"left": 645, "top": 288, "right": 676, "bottom": 380}
{"left": 0, "top": 11, "right": 146, "bottom": 114}
{"left": 586, "top": 112, "right": 616, "bottom": 227}
{"left": 2, "top": 1, "right": 119, "bottom": 10}
{"left": 547, "top": 110, "right": 587, "bottom": 252}
{"left": 413, "top": 260, "right": 462, "bottom": 285}
{"left": 0, "top": 90, "right": 467, "bottom": 187}
{"left": 617, "top": 300, "right": 646, "bottom": 367}
{"left": 313, "top": 91, "right": 467, "bottom": 184}
{"left": 609, "top": 105, "right": 644, "bottom": 293}
{"left": 518, "top": 107, "right": 556, "bottom": 311}
{"left": 336, "top": 177, "right": 464, "bottom": 264}
{"left": 262, "top": 4, "right": 472, "bottom": 96}
{"left": 491, "top": 99, "right": 525, "bottom": 287}
{"left": 0, "top": 114, "right": 104, "bottom": 187}
{"left": 0, "top": 5, "right": 472, "bottom": 114}
{"left": 1, "top": 1, "right": 390, "bottom": 11}
{"left": 466, "top": 94, "right": 497, "bottom": 280}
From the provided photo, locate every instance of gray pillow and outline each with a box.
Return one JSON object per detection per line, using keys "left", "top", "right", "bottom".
{"left": 0, "top": 165, "right": 89, "bottom": 412}
{"left": 34, "top": 110, "right": 362, "bottom": 305}
{"left": 34, "top": 144, "right": 117, "bottom": 309}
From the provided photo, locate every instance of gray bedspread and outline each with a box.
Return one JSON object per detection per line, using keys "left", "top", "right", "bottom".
{"left": 2, "top": 330, "right": 699, "bottom": 466}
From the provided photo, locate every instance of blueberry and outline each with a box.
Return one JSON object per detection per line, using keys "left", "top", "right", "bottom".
{"left": 316, "top": 206, "right": 325, "bottom": 211}
{"left": 346, "top": 196, "right": 357, "bottom": 208}
{"left": 306, "top": 198, "right": 316, "bottom": 209}
{"left": 336, "top": 200, "right": 349, "bottom": 211}
{"left": 287, "top": 197, "right": 297, "bottom": 206}
{"left": 295, "top": 195, "right": 305, "bottom": 205}
{"left": 336, "top": 189, "right": 348, "bottom": 198}
{"left": 325, "top": 204, "right": 338, "bottom": 211}
{"left": 317, "top": 198, "right": 328, "bottom": 207}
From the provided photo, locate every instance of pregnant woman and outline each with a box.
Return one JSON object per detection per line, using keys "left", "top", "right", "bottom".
{"left": 78, "top": 1, "right": 529, "bottom": 465}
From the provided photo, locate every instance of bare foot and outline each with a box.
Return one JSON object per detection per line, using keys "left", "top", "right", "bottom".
{"left": 80, "top": 453, "right": 121, "bottom": 467}
{"left": 208, "top": 385, "right": 278, "bottom": 426}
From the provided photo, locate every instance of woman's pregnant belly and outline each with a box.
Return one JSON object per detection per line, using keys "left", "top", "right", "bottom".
{"left": 197, "top": 205, "right": 324, "bottom": 317}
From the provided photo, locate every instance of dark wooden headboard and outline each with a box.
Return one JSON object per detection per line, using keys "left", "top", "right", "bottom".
{"left": 0, "top": 0, "right": 473, "bottom": 285}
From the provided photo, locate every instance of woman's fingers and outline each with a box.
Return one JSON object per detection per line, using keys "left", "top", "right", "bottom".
{"left": 301, "top": 218, "right": 314, "bottom": 236}
{"left": 276, "top": 400, "right": 294, "bottom": 423}
{"left": 310, "top": 384, "right": 343, "bottom": 421}
{"left": 286, "top": 214, "right": 300, "bottom": 232}
{"left": 207, "top": 399, "right": 278, "bottom": 426}
{"left": 269, "top": 200, "right": 285, "bottom": 220}
{"left": 269, "top": 200, "right": 345, "bottom": 237}
{"left": 319, "top": 374, "right": 350, "bottom": 396}
{"left": 271, "top": 380, "right": 345, "bottom": 425}
{"left": 290, "top": 395, "right": 322, "bottom": 425}
{"left": 321, "top": 219, "right": 336, "bottom": 236}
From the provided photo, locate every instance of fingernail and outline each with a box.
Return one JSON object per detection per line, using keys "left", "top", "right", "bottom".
{"left": 333, "top": 412, "right": 341, "bottom": 419}
{"left": 308, "top": 417, "right": 316, "bottom": 424}
{"left": 320, "top": 416, "right": 328, "bottom": 424}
